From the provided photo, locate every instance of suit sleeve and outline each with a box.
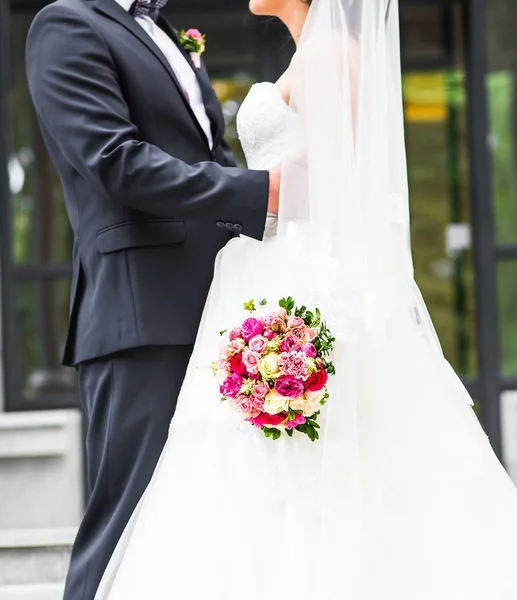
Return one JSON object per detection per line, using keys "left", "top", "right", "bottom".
{"left": 25, "top": 6, "right": 268, "bottom": 241}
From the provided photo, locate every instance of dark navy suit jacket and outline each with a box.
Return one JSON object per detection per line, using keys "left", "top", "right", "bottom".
{"left": 26, "top": 0, "right": 269, "bottom": 366}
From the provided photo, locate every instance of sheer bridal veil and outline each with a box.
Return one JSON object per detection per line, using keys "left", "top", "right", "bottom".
{"left": 275, "top": 0, "right": 462, "bottom": 594}
{"left": 279, "top": 0, "right": 417, "bottom": 332}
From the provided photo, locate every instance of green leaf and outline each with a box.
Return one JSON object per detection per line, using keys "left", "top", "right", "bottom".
{"left": 244, "top": 299, "right": 256, "bottom": 312}
{"left": 219, "top": 329, "right": 227, "bottom": 336}
{"left": 220, "top": 396, "right": 227, "bottom": 403}
{"left": 259, "top": 298, "right": 268, "bottom": 306}
{"left": 286, "top": 429, "right": 293, "bottom": 437}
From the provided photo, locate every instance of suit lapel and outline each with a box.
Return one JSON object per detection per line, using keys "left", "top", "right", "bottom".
{"left": 158, "top": 19, "right": 225, "bottom": 148}
{"left": 92, "top": 0, "right": 212, "bottom": 148}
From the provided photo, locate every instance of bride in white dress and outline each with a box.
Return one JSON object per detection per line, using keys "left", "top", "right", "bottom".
{"left": 95, "top": 0, "right": 517, "bottom": 598}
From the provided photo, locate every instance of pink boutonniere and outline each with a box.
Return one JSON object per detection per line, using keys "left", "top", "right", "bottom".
{"left": 179, "top": 28, "right": 206, "bottom": 69}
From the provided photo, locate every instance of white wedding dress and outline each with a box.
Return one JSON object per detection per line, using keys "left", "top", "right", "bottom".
{"left": 93, "top": 80, "right": 517, "bottom": 600}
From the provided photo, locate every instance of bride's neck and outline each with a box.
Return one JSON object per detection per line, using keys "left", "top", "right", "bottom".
{"left": 281, "top": 3, "right": 310, "bottom": 46}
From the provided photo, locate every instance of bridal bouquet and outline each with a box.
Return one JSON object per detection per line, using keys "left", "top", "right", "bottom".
{"left": 214, "top": 297, "right": 335, "bottom": 441}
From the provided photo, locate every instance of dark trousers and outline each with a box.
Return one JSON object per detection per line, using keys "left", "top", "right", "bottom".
{"left": 63, "top": 345, "right": 193, "bottom": 600}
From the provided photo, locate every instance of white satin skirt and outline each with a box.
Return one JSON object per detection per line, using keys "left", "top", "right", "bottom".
{"left": 95, "top": 233, "right": 517, "bottom": 600}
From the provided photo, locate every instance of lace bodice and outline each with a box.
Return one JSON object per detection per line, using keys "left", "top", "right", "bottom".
{"left": 237, "top": 82, "right": 301, "bottom": 237}
{"left": 237, "top": 82, "right": 300, "bottom": 170}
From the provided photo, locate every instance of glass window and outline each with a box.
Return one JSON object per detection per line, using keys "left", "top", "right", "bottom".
{"left": 9, "top": 12, "right": 72, "bottom": 265}
{"left": 487, "top": 0, "right": 517, "bottom": 244}
{"left": 6, "top": 8, "right": 77, "bottom": 408}
{"left": 14, "top": 280, "right": 77, "bottom": 406}
{"left": 497, "top": 261, "right": 517, "bottom": 376}
{"left": 401, "top": 3, "right": 450, "bottom": 68}
{"left": 402, "top": 2, "right": 477, "bottom": 377}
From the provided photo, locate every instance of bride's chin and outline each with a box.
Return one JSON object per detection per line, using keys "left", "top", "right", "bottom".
{"left": 248, "top": 0, "right": 264, "bottom": 15}
{"left": 249, "top": 0, "right": 275, "bottom": 16}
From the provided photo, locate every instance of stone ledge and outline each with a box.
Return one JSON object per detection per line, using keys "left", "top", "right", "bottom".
{"left": 0, "top": 531, "right": 73, "bottom": 586}
{"left": 0, "top": 583, "right": 65, "bottom": 600}
{"left": 0, "top": 528, "right": 76, "bottom": 550}
{"left": 0, "top": 411, "right": 81, "bottom": 459}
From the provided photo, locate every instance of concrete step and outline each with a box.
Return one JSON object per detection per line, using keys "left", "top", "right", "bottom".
{"left": 0, "top": 528, "right": 75, "bottom": 587}
{"left": 0, "top": 583, "right": 65, "bottom": 600}
{"left": 0, "top": 410, "right": 84, "bottom": 530}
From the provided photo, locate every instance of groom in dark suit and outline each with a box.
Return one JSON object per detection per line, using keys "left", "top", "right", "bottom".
{"left": 25, "top": 0, "right": 277, "bottom": 597}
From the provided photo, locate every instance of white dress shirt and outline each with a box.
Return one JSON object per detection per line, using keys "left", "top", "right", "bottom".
{"left": 115, "top": 0, "right": 213, "bottom": 148}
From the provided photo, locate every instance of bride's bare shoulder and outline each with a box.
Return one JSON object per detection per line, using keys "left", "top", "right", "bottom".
{"left": 274, "top": 51, "right": 303, "bottom": 105}
{"left": 275, "top": 69, "right": 292, "bottom": 105}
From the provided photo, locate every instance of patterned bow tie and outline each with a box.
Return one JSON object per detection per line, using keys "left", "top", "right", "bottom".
{"left": 130, "top": 0, "right": 168, "bottom": 22}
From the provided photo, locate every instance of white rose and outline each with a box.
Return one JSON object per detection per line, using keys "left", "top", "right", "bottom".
{"left": 263, "top": 389, "right": 290, "bottom": 415}
{"left": 258, "top": 353, "right": 281, "bottom": 380}
{"left": 290, "top": 396, "right": 310, "bottom": 414}
{"left": 302, "top": 389, "right": 326, "bottom": 416}
{"left": 216, "top": 369, "right": 231, "bottom": 384}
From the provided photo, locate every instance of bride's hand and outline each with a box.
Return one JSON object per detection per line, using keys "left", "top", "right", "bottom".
{"left": 267, "top": 164, "right": 281, "bottom": 215}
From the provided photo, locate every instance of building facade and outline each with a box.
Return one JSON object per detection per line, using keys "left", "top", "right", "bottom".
{"left": 1, "top": 0, "right": 517, "bottom": 464}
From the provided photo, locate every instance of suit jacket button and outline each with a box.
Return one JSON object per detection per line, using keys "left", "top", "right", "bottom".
{"left": 216, "top": 221, "right": 225, "bottom": 228}
{"left": 225, "top": 222, "right": 234, "bottom": 230}
{"left": 234, "top": 224, "right": 243, "bottom": 232}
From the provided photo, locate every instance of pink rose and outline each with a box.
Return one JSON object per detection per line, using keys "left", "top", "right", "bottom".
{"left": 230, "top": 353, "right": 248, "bottom": 376}
{"left": 231, "top": 338, "right": 246, "bottom": 352}
{"left": 218, "top": 358, "right": 231, "bottom": 371}
{"left": 279, "top": 334, "right": 301, "bottom": 354}
{"left": 242, "top": 350, "right": 261, "bottom": 375}
{"left": 274, "top": 375, "right": 305, "bottom": 399}
{"left": 269, "top": 316, "right": 287, "bottom": 333}
{"left": 238, "top": 396, "right": 254, "bottom": 415}
{"left": 184, "top": 28, "right": 203, "bottom": 43}
{"left": 287, "top": 315, "right": 305, "bottom": 330}
{"left": 220, "top": 374, "right": 243, "bottom": 398}
{"left": 241, "top": 318, "right": 264, "bottom": 341}
{"left": 302, "top": 343, "right": 317, "bottom": 358}
{"left": 248, "top": 335, "right": 267, "bottom": 355}
{"left": 251, "top": 380, "right": 270, "bottom": 400}
{"left": 229, "top": 327, "right": 242, "bottom": 341}
{"left": 302, "top": 327, "right": 318, "bottom": 342}
{"left": 262, "top": 312, "right": 276, "bottom": 327}
{"left": 284, "top": 413, "right": 306, "bottom": 430}
{"left": 278, "top": 351, "right": 310, "bottom": 381}
{"left": 231, "top": 395, "right": 260, "bottom": 418}
{"left": 264, "top": 329, "right": 277, "bottom": 341}
{"left": 262, "top": 311, "right": 287, "bottom": 332}
{"left": 219, "top": 345, "right": 234, "bottom": 360}
{"left": 251, "top": 395, "right": 265, "bottom": 411}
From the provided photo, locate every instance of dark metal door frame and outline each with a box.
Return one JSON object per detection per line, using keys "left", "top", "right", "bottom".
{"left": 463, "top": 0, "right": 505, "bottom": 458}
{"left": 0, "top": 0, "right": 15, "bottom": 413}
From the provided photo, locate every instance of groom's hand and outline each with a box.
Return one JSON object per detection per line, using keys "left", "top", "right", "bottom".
{"left": 267, "top": 164, "right": 281, "bottom": 215}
